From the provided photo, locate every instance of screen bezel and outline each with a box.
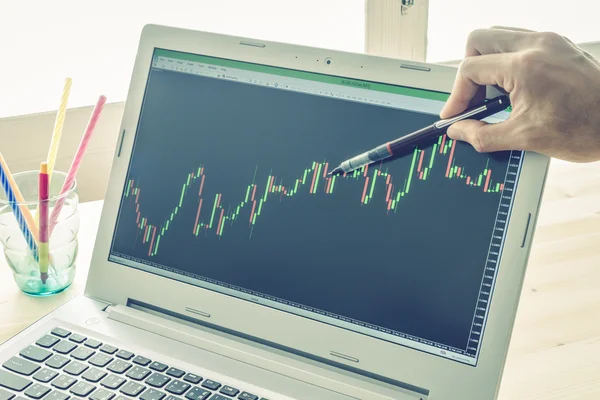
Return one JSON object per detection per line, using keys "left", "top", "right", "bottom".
{"left": 85, "top": 24, "right": 550, "bottom": 399}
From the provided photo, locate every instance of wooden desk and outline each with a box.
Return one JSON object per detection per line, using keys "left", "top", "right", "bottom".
{"left": 1, "top": 160, "right": 599, "bottom": 399}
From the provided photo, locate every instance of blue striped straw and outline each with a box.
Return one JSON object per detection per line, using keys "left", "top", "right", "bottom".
{"left": 0, "top": 163, "right": 39, "bottom": 260}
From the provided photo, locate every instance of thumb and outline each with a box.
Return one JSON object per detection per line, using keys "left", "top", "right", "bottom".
{"left": 447, "top": 119, "right": 523, "bottom": 153}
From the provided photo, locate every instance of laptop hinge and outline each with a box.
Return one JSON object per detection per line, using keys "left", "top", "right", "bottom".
{"left": 85, "top": 295, "right": 112, "bottom": 311}
{"left": 107, "top": 302, "right": 428, "bottom": 400}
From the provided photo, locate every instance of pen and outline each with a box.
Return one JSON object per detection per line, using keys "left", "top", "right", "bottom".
{"left": 328, "top": 95, "right": 510, "bottom": 176}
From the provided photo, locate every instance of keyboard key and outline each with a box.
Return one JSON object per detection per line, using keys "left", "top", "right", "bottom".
{"left": 115, "top": 351, "right": 134, "bottom": 361}
{"left": 53, "top": 341, "right": 78, "bottom": 355}
{"left": 164, "top": 381, "right": 190, "bottom": 395}
{"left": 165, "top": 369, "right": 184, "bottom": 379}
{"left": 35, "top": 336, "right": 60, "bottom": 349}
{"left": 89, "top": 354, "right": 113, "bottom": 368}
{"left": 126, "top": 367, "right": 151, "bottom": 381}
{"left": 19, "top": 346, "right": 52, "bottom": 363}
{"left": 219, "top": 386, "right": 239, "bottom": 397}
{"left": 70, "top": 381, "right": 96, "bottom": 397}
{"left": 121, "top": 382, "right": 146, "bottom": 397}
{"left": 149, "top": 363, "right": 167, "bottom": 373}
{"left": 68, "top": 334, "right": 87, "bottom": 344}
{"left": 140, "top": 389, "right": 164, "bottom": 400}
{"left": 184, "top": 388, "right": 210, "bottom": 400}
{"left": 182, "top": 375, "right": 201, "bottom": 385}
{"left": 113, "top": 397, "right": 130, "bottom": 400}
{"left": 0, "top": 369, "right": 32, "bottom": 391}
{"left": 107, "top": 360, "right": 132, "bottom": 375}
{"left": 132, "top": 356, "right": 151, "bottom": 367}
{"left": 200, "top": 380, "right": 220, "bottom": 391}
{"left": 24, "top": 383, "right": 51, "bottom": 399}
{"left": 81, "top": 368, "right": 107, "bottom": 383}
{"left": 100, "top": 375, "right": 126, "bottom": 391}
{"left": 51, "top": 328, "right": 71, "bottom": 338}
{"left": 43, "top": 392, "right": 69, "bottom": 400}
{"left": 0, "top": 388, "right": 14, "bottom": 400}
{"left": 63, "top": 361, "right": 88, "bottom": 376}
{"left": 145, "top": 373, "right": 170, "bottom": 388}
{"left": 207, "top": 395, "right": 228, "bottom": 400}
{"left": 238, "top": 393, "right": 258, "bottom": 400}
{"left": 89, "top": 388, "right": 115, "bottom": 400}
{"left": 3, "top": 357, "right": 40, "bottom": 376}
{"left": 32, "top": 368, "right": 58, "bottom": 383}
{"left": 45, "top": 355, "right": 70, "bottom": 370}
{"left": 165, "top": 397, "right": 181, "bottom": 400}
{"left": 71, "top": 347, "right": 95, "bottom": 361}
{"left": 51, "top": 375, "right": 77, "bottom": 390}
{"left": 85, "top": 340, "right": 102, "bottom": 350}
{"left": 99, "top": 345, "right": 118, "bottom": 355}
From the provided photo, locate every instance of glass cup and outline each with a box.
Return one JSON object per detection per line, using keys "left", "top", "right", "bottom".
{"left": 0, "top": 170, "right": 79, "bottom": 296}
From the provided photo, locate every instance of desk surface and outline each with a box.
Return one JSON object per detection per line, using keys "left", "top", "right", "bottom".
{"left": 1, "top": 160, "right": 599, "bottom": 399}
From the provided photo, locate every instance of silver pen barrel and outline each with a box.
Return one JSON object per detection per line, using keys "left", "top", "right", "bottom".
{"left": 338, "top": 143, "right": 391, "bottom": 173}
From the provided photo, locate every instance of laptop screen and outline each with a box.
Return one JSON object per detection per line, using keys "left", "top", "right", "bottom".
{"left": 109, "top": 48, "right": 523, "bottom": 366}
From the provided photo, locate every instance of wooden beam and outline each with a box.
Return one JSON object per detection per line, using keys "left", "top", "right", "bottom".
{"left": 365, "top": 0, "right": 429, "bottom": 61}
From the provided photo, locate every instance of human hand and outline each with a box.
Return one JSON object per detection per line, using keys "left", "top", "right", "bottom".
{"left": 440, "top": 27, "right": 600, "bottom": 162}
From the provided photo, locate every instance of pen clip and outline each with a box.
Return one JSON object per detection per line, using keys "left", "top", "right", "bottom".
{"left": 434, "top": 104, "right": 488, "bottom": 130}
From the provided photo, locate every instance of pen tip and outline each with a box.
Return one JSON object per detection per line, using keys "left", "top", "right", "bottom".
{"left": 328, "top": 167, "right": 343, "bottom": 177}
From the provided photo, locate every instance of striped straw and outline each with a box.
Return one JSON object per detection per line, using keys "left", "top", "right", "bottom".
{"left": 0, "top": 153, "right": 39, "bottom": 260}
{"left": 0, "top": 153, "right": 39, "bottom": 241}
{"left": 49, "top": 95, "right": 106, "bottom": 235}
{"left": 47, "top": 78, "right": 72, "bottom": 179}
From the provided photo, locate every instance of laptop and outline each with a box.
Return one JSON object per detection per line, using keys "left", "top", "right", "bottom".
{"left": 0, "top": 24, "right": 550, "bottom": 400}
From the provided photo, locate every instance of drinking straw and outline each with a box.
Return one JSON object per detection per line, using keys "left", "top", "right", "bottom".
{"left": 48, "top": 95, "right": 106, "bottom": 235}
{"left": 0, "top": 152, "right": 38, "bottom": 259}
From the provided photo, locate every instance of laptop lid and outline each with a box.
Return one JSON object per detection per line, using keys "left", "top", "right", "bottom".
{"left": 86, "top": 24, "right": 549, "bottom": 399}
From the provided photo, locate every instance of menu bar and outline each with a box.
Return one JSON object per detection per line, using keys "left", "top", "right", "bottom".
{"left": 152, "top": 54, "right": 509, "bottom": 123}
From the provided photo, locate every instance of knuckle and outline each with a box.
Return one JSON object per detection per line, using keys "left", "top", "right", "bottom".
{"left": 458, "top": 56, "right": 475, "bottom": 74}
{"left": 535, "top": 31, "right": 563, "bottom": 48}
{"left": 466, "top": 29, "right": 486, "bottom": 46}
{"left": 513, "top": 49, "right": 545, "bottom": 73}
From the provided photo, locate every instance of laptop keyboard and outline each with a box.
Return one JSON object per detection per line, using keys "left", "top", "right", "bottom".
{"left": 0, "top": 327, "right": 268, "bottom": 400}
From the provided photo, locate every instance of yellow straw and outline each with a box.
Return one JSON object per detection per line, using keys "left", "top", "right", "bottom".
{"left": 47, "top": 77, "right": 72, "bottom": 180}
{"left": 35, "top": 77, "right": 72, "bottom": 226}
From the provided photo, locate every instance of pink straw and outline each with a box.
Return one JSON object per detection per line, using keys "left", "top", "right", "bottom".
{"left": 49, "top": 95, "right": 106, "bottom": 235}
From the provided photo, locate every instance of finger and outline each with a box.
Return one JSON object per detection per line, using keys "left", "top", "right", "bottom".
{"left": 440, "top": 53, "right": 513, "bottom": 119}
{"left": 466, "top": 28, "right": 534, "bottom": 55}
{"left": 447, "top": 118, "right": 526, "bottom": 153}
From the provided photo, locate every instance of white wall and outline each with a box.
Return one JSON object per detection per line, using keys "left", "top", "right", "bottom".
{"left": 0, "top": 0, "right": 365, "bottom": 119}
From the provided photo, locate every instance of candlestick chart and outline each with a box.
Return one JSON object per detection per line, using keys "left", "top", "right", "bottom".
{"left": 123, "top": 135, "right": 506, "bottom": 257}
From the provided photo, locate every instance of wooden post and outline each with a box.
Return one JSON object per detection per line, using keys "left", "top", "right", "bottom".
{"left": 365, "top": 0, "right": 429, "bottom": 62}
